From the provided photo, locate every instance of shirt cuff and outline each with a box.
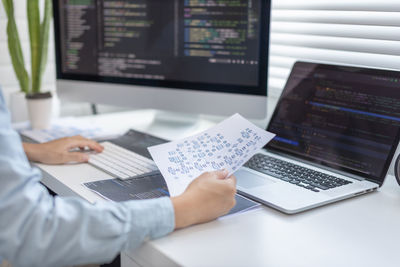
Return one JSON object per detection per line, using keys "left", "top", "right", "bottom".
{"left": 124, "top": 197, "right": 175, "bottom": 248}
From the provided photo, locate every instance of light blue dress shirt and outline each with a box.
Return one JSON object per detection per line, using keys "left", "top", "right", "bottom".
{"left": 0, "top": 91, "right": 175, "bottom": 267}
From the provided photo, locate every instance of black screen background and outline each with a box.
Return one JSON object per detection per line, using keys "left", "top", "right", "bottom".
{"left": 53, "top": 0, "right": 270, "bottom": 96}
{"left": 266, "top": 62, "right": 400, "bottom": 185}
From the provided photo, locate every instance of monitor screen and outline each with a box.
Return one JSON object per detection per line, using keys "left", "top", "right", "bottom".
{"left": 266, "top": 62, "right": 400, "bottom": 184}
{"left": 53, "top": 0, "right": 269, "bottom": 96}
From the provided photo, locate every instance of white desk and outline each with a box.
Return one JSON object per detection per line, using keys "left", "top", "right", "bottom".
{"left": 36, "top": 110, "right": 400, "bottom": 267}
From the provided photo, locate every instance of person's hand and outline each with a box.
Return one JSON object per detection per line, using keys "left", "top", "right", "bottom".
{"left": 23, "top": 135, "right": 104, "bottom": 165}
{"left": 171, "top": 170, "right": 237, "bottom": 229}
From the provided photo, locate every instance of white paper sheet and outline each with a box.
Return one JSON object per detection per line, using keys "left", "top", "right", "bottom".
{"left": 148, "top": 114, "right": 276, "bottom": 196}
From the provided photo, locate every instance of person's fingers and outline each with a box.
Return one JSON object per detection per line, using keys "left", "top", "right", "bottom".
{"left": 214, "top": 169, "right": 229, "bottom": 179}
{"left": 225, "top": 175, "right": 237, "bottom": 187}
{"left": 68, "top": 138, "right": 104, "bottom": 152}
{"left": 64, "top": 152, "right": 89, "bottom": 163}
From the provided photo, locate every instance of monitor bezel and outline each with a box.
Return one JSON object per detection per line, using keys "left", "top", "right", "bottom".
{"left": 52, "top": 0, "right": 271, "bottom": 97}
{"left": 265, "top": 61, "right": 400, "bottom": 187}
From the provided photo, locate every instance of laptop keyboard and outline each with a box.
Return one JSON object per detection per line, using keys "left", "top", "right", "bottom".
{"left": 244, "top": 154, "right": 352, "bottom": 192}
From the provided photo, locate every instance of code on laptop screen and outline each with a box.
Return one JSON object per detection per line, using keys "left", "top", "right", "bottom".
{"left": 266, "top": 62, "right": 400, "bottom": 183}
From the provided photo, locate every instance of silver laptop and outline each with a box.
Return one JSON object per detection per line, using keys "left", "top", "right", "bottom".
{"left": 236, "top": 62, "right": 400, "bottom": 214}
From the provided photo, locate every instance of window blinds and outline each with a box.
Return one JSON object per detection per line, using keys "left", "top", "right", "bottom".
{"left": 269, "top": 0, "right": 400, "bottom": 98}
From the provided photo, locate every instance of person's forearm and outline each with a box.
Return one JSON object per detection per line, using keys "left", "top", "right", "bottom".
{"left": 171, "top": 195, "right": 196, "bottom": 229}
{"left": 1, "top": 168, "right": 175, "bottom": 267}
{"left": 2, "top": 130, "right": 174, "bottom": 266}
{"left": 22, "top": 143, "right": 42, "bottom": 162}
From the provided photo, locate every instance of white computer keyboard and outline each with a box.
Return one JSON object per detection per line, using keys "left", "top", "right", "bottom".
{"left": 89, "top": 141, "right": 158, "bottom": 180}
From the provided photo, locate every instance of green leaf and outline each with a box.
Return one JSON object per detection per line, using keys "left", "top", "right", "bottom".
{"left": 28, "top": 0, "right": 41, "bottom": 93}
{"left": 1, "top": 0, "right": 10, "bottom": 15}
{"left": 1, "top": 0, "right": 30, "bottom": 93}
{"left": 35, "top": 0, "right": 52, "bottom": 94}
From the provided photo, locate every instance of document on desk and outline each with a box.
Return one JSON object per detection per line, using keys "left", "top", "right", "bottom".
{"left": 148, "top": 113, "right": 276, "bottom": 196}
{"left": 19, "top": 117, "right": 120, "bottom": 143}
{"left": 83, "top": 174, "right": 261, "bottom": 218}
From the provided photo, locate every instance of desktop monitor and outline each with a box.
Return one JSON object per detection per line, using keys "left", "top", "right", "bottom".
{"left": 53, "top": 0, "right": 271, "bottom": 119}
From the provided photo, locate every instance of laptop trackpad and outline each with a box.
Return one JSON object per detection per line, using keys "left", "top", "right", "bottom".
{"left": 236, "top": 169, "right": 275, "bottom": 189}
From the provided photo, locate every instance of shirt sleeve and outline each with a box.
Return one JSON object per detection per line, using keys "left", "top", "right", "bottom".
{"left": 0, "top": 94, "right": 175, "bottom": 267}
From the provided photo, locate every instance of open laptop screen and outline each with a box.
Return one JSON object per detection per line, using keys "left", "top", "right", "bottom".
{"left": 266, "top": 62, "right": 400, "bottom": 185}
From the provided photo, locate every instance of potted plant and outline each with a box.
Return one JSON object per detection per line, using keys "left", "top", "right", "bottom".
{"left": 2, "top": 0, "right": 53, "bottom": 129}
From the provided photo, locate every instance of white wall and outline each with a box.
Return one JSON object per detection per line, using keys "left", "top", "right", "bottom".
{"left": 0, "top": 1, "right": 56, "bottom": 105}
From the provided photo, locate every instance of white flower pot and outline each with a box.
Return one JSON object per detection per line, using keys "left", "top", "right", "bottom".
{"left": 26, "top": 92, "right": 53, "bottom": 129}
{"left": 9, "top": 91, "right": 29, "bottom": 123}
{"left": 52, "top": 92, "right": 61, "bottom": 119}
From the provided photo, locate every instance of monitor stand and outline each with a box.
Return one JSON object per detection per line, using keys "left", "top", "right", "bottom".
{"left": 145, "top": 111, "right": 211, "bottom": 140}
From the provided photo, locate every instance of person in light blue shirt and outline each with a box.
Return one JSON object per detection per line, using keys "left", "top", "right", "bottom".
{"left": 0, "top": 91, "right": 237, "bottom": 267}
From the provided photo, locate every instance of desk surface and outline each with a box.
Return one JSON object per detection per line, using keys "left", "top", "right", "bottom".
{"left": 36, "top": 109, "right": 400, "bottom": 267}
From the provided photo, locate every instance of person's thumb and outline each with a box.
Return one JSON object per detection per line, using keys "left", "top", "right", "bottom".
{"left": 65, "top": 152, "right": 89, "bottom": 163}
